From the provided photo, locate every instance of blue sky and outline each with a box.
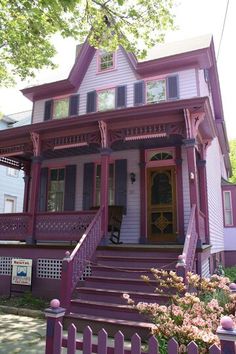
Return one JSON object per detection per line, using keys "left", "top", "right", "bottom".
{"left": 0, "top": 0, "right": 235, "bottom": 139}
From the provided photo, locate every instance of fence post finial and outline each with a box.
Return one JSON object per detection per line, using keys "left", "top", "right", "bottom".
{"left": 44, "top": 298, "right": 66, "bottom": 354}
{"left": 216, "top": 316, "right": 236, "bottom": 354}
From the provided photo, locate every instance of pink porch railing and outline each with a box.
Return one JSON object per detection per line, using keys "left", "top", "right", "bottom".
{"left": 45, "top": 300, "right": 236, "bottom": 354}
{"left": 60, "top": 207, "right": 104, "bottom": 308}
{"left": 176, "top": 204, "right": 198, "bottom": 280}
{"left": 0, "top": 213, "right": 32, "bottom": 240}
{"left": 0, "top": 211, "right": 96, "bottom": 242}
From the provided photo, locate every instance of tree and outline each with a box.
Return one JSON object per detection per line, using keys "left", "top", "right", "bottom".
{"left": 0, "top": 0, "right": 175, "bottom": 86}
{"left": 229, "top": 140, "right": 236, "bottom": 183}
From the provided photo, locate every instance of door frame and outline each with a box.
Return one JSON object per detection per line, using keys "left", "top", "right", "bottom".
{"left": 147, "top": 166, "right": 177, "bottom": 242}
{"left": 141, "top": 147, "right": 183, "bottom": 243}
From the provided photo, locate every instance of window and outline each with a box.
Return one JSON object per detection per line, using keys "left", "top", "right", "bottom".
{"left": 95, "top": 164, "right": 115, "bottom": 206}
{"left": 97, "top": 88, "right": 115, "bottom": 111}
{"left": 99, "top": 51, "right": 114, "bottom": 72}
{"left": 53, "top": 98, "right": 69, "bottom": 119}
{"left": 47, "top": 168, "right": 65, "bottom": 212}
{"left": 146, "top": 79, "right": 166, "bottom": 103}
{"left": 4, "top": 196, "right": 16, "bottom": 213}
{"left": 6, "top": 167, "right": 19, "bottom": 177}
{"left": 223, "top": 191, "right": 233, "bottom": 226}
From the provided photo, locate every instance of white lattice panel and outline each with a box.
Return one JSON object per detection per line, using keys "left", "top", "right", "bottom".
{"left": 37, "top": 259, "right": 62, "bottom": 279}
{"left": 0, "top": 256, "right": 16, "bottom": 275}
{"left": 37, "top": 258, "right": 91, "bottom": 280}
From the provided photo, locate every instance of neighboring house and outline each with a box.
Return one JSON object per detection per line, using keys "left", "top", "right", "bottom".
{"left": 0, "top": 113, "right": 31, "bottom": 214}
{"left": 0, "top": 35, "right": 233, "bottom": 335}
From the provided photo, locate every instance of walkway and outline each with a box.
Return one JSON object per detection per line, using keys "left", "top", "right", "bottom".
{"left": 0, "top": 311, "right": 46, "bottom": 354}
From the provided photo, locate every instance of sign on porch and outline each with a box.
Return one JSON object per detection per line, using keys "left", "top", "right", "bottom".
{"left": 12, "top": 259, "right": 32, "bottom": 286}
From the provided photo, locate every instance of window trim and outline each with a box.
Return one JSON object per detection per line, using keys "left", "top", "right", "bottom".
{"left": 52, "top": 97, "right": 70, "bottom": 120}
{"left": 4, "top": 195, "right": 17, "bottom": 213}
{"left": 47, "top": 167, "right": 65, "bottom": 212}
{"left": 6, "top": 167, "right": 19, "bottom": 178}
{"left": 97, "top": 87, "right": 116, "bottom": 112}
{"left": 97, "top": 50, "right": 116, "bottom": 74}
{"left": 223, "top": 190, "right": 234, "bottom": 227}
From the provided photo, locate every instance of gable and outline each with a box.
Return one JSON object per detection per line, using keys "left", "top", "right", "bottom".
{"left": 77, "top": 48, "right": 138, "bottom": 115}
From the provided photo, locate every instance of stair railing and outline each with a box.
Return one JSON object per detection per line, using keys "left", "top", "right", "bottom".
{"left": 176, "top": 204, "right": 198, "bottom": 282}
{"left": 60, "top": 206, "right": 104, "bottom": 308}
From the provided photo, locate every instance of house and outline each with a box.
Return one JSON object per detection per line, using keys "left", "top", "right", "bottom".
{"left": 0, "top": 34, "right": 232, "bottom": 336}
{"left": 0, "top": 113, "right": 29, "bottom": 215}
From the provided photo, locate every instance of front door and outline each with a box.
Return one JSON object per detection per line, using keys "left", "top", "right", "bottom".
{"left": 147, "top": 167, "right": 176, "bottom": 243}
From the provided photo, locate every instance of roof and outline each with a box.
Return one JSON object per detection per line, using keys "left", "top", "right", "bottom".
{"left": 140, "top": 34, "right": 212, "bottom": 61}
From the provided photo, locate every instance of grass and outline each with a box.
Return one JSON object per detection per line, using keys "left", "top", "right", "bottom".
{"left": 224, "top": 266, "right": 236, "bottom": 282}
{"left": 0, "top": 292, "right": 49, "bottom": 311}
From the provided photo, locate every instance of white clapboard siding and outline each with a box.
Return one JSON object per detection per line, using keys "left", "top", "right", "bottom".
{"left": 181, "top": 147, "right": 191, "bottom": 232}
{"left": 206, "top": 138, "right": 224, "bottom": 254}
{"left": 32, "top": 49, "right": 200, "bottom": 123}
{"left": 42, "top": 149, "right": 140, "bottom": 243}
{"left": 202, "top": 257, "right": 210, "bottom": 278}
{"left": 0, "top": 166, "right": 24, "bottom": 213}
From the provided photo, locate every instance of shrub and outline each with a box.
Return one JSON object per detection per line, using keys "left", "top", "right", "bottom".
{"left": 224, "top": 266, "right": 236, "bottom": 282}
{"left": 123, "top": 270, "right": 236, "bottom": 354}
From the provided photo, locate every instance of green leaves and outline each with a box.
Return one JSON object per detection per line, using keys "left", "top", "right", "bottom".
{"left": 0, "top": 0, "right": 176, "bottom": 86}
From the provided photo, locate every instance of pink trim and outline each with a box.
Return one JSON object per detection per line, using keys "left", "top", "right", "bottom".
{"left": 100, "top": 153, "right": 110, "bottom": 235}
{"left": 53, "top": 142, "right": 88, "bottom": 150}
{"left": 96, "top": 50, "right": 117, "bottom": 74}
{"left": 223, "top": 190, "right": 234, "bottom": 227}
{"left": 125, "top": 133, "right": 166, "bottom": 141}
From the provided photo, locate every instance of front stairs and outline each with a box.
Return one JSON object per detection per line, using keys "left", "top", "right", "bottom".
{"left": 63, "top": 245, "right": 183, "bottom": 339}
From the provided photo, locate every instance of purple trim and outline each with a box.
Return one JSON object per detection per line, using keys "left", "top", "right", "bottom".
{"left": 176, "top": 146, "right": 184, "bottom": 240}
{"left": 139, "top": 149, "right": 146, "bottom": 243}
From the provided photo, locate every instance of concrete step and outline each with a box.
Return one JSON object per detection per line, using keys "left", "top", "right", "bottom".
{"left": 64, "top": 313, "right": 154, "bottom": 340}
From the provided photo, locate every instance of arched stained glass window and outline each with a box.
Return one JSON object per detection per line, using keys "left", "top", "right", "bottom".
{"left": 150, "top": 151, "right": 173, "bottom": 161}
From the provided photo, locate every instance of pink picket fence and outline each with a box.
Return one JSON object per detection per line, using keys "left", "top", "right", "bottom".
{"left": 45, "top": 302, "right": 236, "bottom": 354}
{"left": 51, "top": 323, "right": 223, "bottom": 354}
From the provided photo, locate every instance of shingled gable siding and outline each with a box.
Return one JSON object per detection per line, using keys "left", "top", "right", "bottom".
{"left": 41, "top": 149, "right": 140, "bottom": 243}
{"left": 206, "top": 138, "right": 224, "bottom": 254}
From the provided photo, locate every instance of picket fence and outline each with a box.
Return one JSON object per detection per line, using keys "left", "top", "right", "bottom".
{"left": 51, "top": 322, "right": 223, "bottom": 354}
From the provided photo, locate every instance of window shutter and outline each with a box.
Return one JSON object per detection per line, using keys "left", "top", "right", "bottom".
{"left": 115, "top": 159, "right": 127, "bottom": 214}
{"left": 116, "top": 85, "right": 127, "bottom": 108}
{"left": 44, "top": 100, "right": 53, "bottom": 121}
{"left": 64, "top": 165, "right": 76, "bottom": 211}
{"left": 86, "top": 91, "right": 96, "bottom": 113}
{"left": 167, "top": 75, "right": 179, "bottom": 100}
{"left": 83, "top": 163, "right": 95, "bottom": 210}
{"left": 69, "top": 95, "right": 79, "bottom": 116}
{"left": 134, "top": 81, "right": 145, "bottom": 106}
{"left": 38, "top": 167, "right": 48, "bottom": 211}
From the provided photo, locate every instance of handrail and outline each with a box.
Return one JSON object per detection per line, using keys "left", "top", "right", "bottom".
{"left": 60, "top": 206, "right": 104, "bottom": 308}
{"left": 176, "top": 204, "right": 198, "bottom": 281}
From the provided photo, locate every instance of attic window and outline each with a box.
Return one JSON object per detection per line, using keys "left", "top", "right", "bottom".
{"left": 99, "top": 51, "right": 114, "bottom": 72}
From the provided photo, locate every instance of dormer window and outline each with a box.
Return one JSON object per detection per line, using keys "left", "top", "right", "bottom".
{"left": 98, "top": 51, "right": 115, "bottom": 72}
{"left": 146, "top": 79, "right": 166, "bottom": 103}
{"left": 53, "top": 98, "right": 69, "bottom": 119}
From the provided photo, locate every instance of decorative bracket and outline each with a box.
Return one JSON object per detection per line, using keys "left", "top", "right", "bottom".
{"left": 99, "top": 121, "right": 109, "bottom": 148}
{"left": 30, "top": 132, "right": 41, "bottom": 157}
{"left": 184, "top": 109, "right": 205, "bottom": 139}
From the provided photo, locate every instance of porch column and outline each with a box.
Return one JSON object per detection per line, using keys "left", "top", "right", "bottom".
{"left": 183, "top": 139, "right": 200, "bottom": 240}
{"left": 197, "top": 159, "right": 210, "bottom": 244}
{"left": 28, "top": 132, "right": 42, "bottom": 244}
{"left": 23, "top": 163, "right": 31, "bottom": 212}
{"left": 139, "top": 149, "right": 147, "bottom": 243}
{"left": 176, "top": 146, "right": 184, "bottom": 242}
{"left": 100, "top": 148, "right": 111, "bottom": 238}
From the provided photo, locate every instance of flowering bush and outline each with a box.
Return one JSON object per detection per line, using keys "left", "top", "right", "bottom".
{"left": 123, "top": 270, "right": 236, "bottom": 354}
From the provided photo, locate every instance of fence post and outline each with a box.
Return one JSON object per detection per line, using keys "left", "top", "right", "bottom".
{"left": 44, "top": 299, "right": 66, "bottom": 354}
{"left": 176, "top": 255, "right": 186, "bottom": 282}
{"left": 216, "top": 316, "right": 236, "bottom": 354}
